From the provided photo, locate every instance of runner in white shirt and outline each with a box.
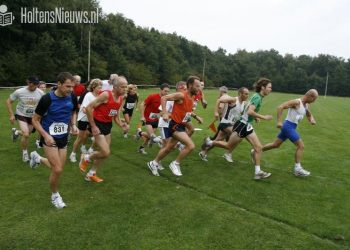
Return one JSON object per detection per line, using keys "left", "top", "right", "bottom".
{"left": 101, "top": 73, "right": 118, "bottom": 91}
{"left": 6, "top": 76, "right": 44, "bottom": 162}
{"left": 199, "top": 87, "right": 249, "bottom": 163}
{"left": 69, "top": 79, "right": 102, "bottom": 162}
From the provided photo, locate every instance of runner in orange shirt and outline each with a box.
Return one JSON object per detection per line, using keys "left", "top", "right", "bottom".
{"left": 147, "top": 76, "right": 203, "bottom": 176}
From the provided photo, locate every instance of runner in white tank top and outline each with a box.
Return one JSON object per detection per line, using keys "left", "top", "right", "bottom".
{"left": 262, "top": 89, "right": 318, "bottom": 177}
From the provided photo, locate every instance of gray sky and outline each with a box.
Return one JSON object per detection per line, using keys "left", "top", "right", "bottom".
{"left": 99, "top": 0, "right": 350, "bottom": 59}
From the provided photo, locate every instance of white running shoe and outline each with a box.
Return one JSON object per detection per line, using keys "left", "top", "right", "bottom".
{"left": 138, "top": 147, "right": 147, "bottom": 155}
{"left": 123, "top": 133, "right": 128, "bottom": 139}
{"left": 177, "top": 142, "right": 185, "bottom": 151}
{"left": 80, "top": 146, "right": 87, "bottom": 154}
{"left": 223, "top": 153, "right": 233, "bottom": 163}
{"left": 29, "top": 151, "right": 40, "bottom": 169}
{"left": 35, "top": 139, "right": 42, "bottom": 148}
{"left": 169, "top": 161, "right": 182, "bottom": 176}
{"left": 22, "top": 152, "right": 29, "bottom": 162}
{"left": 199, "top": 151, "right": 208, "bottom": 162}
{"left": 204, "top": 137, "right": 213, "bottom": 147}
{"left": 51, "top": 195, "right": 66, "bottom": 209}
{"left": 12, "top": 128, "right": 19, "bottom": 142}
{"left": 151, "top": 135, "right": 162, "bottom": 144}
{"left": 294, "top": 168, "right": 310, "bottom": 177}
{"left": 254, "top": 170, "right": 271, "bottom": 180}
{"left": 147, "top": 161, "right": 159, "bottom": 176}
{"left": 157, "top": 161, "right": 164, "bottom": 171}
{"left": 69, "top": 152, "right": 77, "bottom": 163}
{"left": 87, "top": 147, "right": 94, "bottom": 154}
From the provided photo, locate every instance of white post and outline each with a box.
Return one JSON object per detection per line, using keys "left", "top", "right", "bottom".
{"left": 324, "top": 71, "right": 328, "bottom": 98}
{"left": 202, "top": 57, "right": 206, "bottom": 82}
{"left": 87, "top": 24, "right": 91, "bottom": 82}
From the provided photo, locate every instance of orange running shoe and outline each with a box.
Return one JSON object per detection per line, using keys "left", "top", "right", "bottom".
{"left": 79, "top": 154, "right": 89, "bottom": 173}
{"left": 85, "top": 173, "right": 104, "bottom": 183}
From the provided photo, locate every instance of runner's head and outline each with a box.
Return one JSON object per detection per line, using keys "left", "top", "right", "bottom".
{"left": 186, "top": 75, "right": 201, "bottom": 96}
{"left": 176, "top": 81, "right": 187, "bottom": 91}
{"left": 87, "top": 78, "right": 102, "bottom": 93}
{"left": 253, "top": 77, "right": 272, "bottom": 96}
{"left": 305, "top": 89, "right": 318, "bottom": 103}
{"left": 111, "top": 76, "right": 128, "bottom": 96}
{"left": 27, "top": 76, "right": 40, "bottom": 91}
{"left": 238, "top": 87, "right": 249, "bottom": 101}
{"left": 72, "top": 75, "right": 81, "bottom": 86}
{"left": 57, "top": 72, "right": 75, "bottom": 97}
{"left": 160, "top": 83, "right": 170, "bottom": 96}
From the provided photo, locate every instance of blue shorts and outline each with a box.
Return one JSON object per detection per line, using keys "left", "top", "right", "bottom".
{"left": 277, "top": 120, "right": 300, "bottom": 143}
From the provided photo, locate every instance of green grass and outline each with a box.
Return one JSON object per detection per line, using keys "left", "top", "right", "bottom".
{"left": 1, "top": 88, "right": 349, "bottom": 249}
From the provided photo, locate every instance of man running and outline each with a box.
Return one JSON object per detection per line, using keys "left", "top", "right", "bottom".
{"left": 6, "top": 76, "right": 44, "bottom": 162}
{"left": 199, "top": 87, "right": 249, "bottom": 163}
{"left": 260, "top": 89, "right": 318, "bottom": 176}
{"left": 147, "top": 76, "right": 203, "bottom": 176}
{"left": 204, "top": 78, "right": 273, "bottom": 180}
{"left": 137, "top": 83, "right": 170, "bottom": 154}
{"left": 79, "top": 76, "right": 128, "bottom": 182}
{"left": 31, "top": 72, "right": 78, "bottom": 208}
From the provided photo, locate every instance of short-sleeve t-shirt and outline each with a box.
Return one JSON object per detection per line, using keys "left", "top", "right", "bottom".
{"left": 247, "top": 93, "right": 263, "bottom": 124}
{"left": 35, "top": 91, "right": 78, "bottom": 138}
{"left": 144, "top": 93, "right": 161, "bottom": 122}
{"left": 10, "top": 87, "right": 44, "bottom": 117}
{"left": 77, "top": 92, "right": 97, "bottom": 122}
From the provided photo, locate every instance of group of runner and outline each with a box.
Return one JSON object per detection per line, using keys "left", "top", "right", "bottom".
{"left": 7, "top": 73, "right": 318, "bottom": 208}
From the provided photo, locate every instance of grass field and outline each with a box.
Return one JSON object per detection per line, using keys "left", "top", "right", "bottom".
{"left": 1, "top": 87, "right": 349, "bottom": 249}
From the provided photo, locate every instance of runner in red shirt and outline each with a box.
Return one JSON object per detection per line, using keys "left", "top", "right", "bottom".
{"left": 79, "top": 76, "right": 128, "bottom": 182}
{"left": 136, "top": 83, "right": 170, "bottom": 154}
{"left": 72, "top": 75, "right": 86, "bottom": 99}
{"left": 147, "top": 76, "right": 203, "bottom": 176}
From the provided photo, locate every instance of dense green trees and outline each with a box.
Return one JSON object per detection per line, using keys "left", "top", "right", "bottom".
{"left": 1, "top": 0, "right": 349, "bottom": 96}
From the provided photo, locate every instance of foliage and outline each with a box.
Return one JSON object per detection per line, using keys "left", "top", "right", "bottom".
{"left": 0, "top": 0, "right": 349, "bottom": 96}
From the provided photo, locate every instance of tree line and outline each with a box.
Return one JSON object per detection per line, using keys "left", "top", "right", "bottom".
{"left": 1, "top": 0, "right": 349, "bottom": 96}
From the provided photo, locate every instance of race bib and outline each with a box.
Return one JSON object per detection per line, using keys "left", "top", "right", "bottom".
{"left": 25, "top": 108, "right": 34, "bottom": 115}
{"left": 149, "top": 112, "right": 160, "bottom": 119}
{"left": 182, "top": 112, "right": 192, "bottom": 123}
{"left": 108, "top": 109, "right": 118, "bottom": 117}
{"left": 49, "top": 122, "right": 68, "bottom": 135}
{"left": 126, "top": 103, "right": 135, "bottom": 109}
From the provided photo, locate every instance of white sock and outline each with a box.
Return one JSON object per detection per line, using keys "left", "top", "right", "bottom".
{"left": 52, "top": 192, "right": 59, "bottom": 198}
{"left": 84, "top": 154, "right": 90, "bottom": 162}
{"left": 295, "top": 163, "right": 301, "bottom": 170}
{"left": 88, "top": 169, "right": 96, "bottom": 176}
{"left": 71, "top": 152, "right": 76, "bottom": 156}
{"left": 174, "top": 160, "right": 180, "bottom": 165}
{"left": 15, "top": 130, "right": 19, "bottom": 135}
{"left": 23, "top": 149, "right": 28, "bottom": 155}
{"left": 255, "top": 165, "right": 261, "bottom": 174}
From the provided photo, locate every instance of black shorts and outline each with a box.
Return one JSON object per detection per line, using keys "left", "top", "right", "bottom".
{"left": 88, "top": 119, "right": 112, "bottom": 136}
{"left": 123, "top": 108, "right": 134, "bottom": 117}
{"left": 78, "top": 120, "right": 89, "bottom": 131}
{"left": 168, "top": 120, "right": 187, "bottom": 138}
{"left": 40, "top": 135, "right": 68, "bottom": 149}
{"left": 232, "top": 120, "right": 254, "bottom": 138}
{"left": 144, "top": 121, "right": 158, "bottom": 129}
{"left": 218, "top": 123, "right": 233, "bottom": 131}
{"left": 15, "top": 114, "right": 32, "bottom": 125}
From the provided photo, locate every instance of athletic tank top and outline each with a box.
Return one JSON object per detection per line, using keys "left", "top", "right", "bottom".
{"left": 286, "top": 98, "right": 307, "bottom": 124}
{"left": 221, "top": 99, "right": 245, "bottom": 124}
{"left": 123, "top": 93, "right": 138, "bottom": 110}
{"left": 171, "top": 91, "right": 194, "bottom": 124}
{"left": 93, "top": 91, "right": 123, "bottom": 123}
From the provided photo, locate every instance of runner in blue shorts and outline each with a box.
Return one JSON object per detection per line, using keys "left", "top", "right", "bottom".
{"left": 262, "top": 89, "right": 318, "bottom": 177}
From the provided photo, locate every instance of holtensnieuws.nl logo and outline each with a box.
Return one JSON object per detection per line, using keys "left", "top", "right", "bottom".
{"left": 0, "top": 4, "right": 99, "bottom": 26}
{"left": 0, "top": 5, "right": 14, "bottom": 26}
